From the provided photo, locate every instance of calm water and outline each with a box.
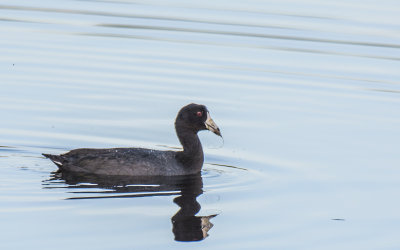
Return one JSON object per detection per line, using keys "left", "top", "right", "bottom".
{"left": 1, "top": 0, "right": 400, "bottom": 249}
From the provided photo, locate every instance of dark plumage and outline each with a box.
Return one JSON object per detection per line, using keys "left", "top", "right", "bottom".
{"left": 43, "top": 103, "right": 221, "bottom": 176}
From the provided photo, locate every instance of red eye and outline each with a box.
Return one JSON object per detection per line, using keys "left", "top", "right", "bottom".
{"left": 196, "top": 111, "right": 203, "bottom": 117}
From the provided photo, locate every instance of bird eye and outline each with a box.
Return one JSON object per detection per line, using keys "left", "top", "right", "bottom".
{"left": 196, "top": 111, "right": 203, "bottom": 117}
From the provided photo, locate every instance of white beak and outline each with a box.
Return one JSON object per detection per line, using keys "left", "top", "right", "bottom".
{"left": 205, "top": 112, "right": 221, "bottom": 137}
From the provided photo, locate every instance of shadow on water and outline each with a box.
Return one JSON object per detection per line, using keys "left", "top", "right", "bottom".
{"left": 43, "top": 171, "right": 217, "bottom": 242}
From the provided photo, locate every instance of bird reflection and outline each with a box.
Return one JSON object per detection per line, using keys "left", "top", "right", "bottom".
{"left": 44, "top": 171, "right": 217, "bottom": 241}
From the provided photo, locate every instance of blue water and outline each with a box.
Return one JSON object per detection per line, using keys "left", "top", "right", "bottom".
{"left": 1, "top": 1, "right": 400, "bottom": 249}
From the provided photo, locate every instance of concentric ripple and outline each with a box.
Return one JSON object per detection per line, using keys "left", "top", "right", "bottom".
{"left": 202, "top": 162, "right": 265, "bottom": 193}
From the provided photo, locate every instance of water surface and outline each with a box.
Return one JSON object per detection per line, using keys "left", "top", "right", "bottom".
{"left": 1, "top": 1, "right": 400, "bottom": 249}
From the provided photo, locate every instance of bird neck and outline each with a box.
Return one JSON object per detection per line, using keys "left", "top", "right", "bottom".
{"left": 175, "top": 127, "right": 204, "bottom": 172}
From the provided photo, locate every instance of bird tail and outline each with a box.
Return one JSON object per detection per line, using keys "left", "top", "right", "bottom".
{"left": 42, "top": 153, "right": 64, "bottom": 168}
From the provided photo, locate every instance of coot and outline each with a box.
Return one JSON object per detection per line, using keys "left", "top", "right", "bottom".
{"left": 43, "top": 103, "right": 221, "bottom": 176}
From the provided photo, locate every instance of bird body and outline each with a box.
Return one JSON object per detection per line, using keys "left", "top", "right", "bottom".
{"left": 44, "top": 148, "right": 183, "bottom": 176}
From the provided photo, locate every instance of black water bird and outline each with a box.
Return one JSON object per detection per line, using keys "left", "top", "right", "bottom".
{"left": 43, "top": 103, "right": 221, "bottom": 176}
